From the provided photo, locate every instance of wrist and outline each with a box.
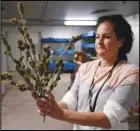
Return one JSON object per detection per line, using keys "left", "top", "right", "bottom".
{"left": 60, "top": 108, "right": 65, "bottom": 121}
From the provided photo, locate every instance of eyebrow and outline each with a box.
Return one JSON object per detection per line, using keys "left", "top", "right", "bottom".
{"left": 96, "top": 33, "right": 111, "bottom": 36}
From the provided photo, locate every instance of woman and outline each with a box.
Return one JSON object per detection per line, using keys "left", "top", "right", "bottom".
{"left": 35, "top": 14, "right": 139, "bottom": 130}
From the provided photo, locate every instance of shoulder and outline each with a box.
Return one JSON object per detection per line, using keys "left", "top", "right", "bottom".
{"left": 117, "top": 60, "right": 139, "bottom": 85}
{"left": 118, "top": 60, "right": 139, "bottom": 74}
{"left": 78, "top": 59, "right": 100, "bottom": 73}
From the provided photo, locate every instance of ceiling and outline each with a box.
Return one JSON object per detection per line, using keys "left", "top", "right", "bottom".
{"left": 1, "top": 1, "right": 139, "bottom": 26}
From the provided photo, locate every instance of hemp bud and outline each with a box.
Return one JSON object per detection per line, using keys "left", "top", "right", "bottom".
{"left": 56, "top": 75, "right": 61, "bottom": 81}
{"left": 11, "top": 81, "right": 17, "bottom": 85}
{"left": 1, "top": 74, "right": 6, "bottom": 80}
{"left": 44, "top": 82, "right": 48, "bottom": 86}
{"left": 31, "top": 44, "right": 35, "bottom": 50}
{"left": 67, "top": 44, "right": 72, "bottom": 50}
{"left": 7, "top": 45, "right": 11, "bottom": 51}
{"left": 24, "top": 32, "right": 30, "bottom": 39}
{"left": 14, "top": 59, "right": 20, "bottom": 64}
{"left": 17, "top": 2, "right": 24, "bottom": 16}
{"left": 28, "top": 38, "right": 33, "bottom": 44}
{"left": 52, "top": 82, "right": 57, "bottom": 88}
{"left": 59, "top": 60, "right": 63, "bottom": 66}
{"left": 24, "top": 43, "right": 30, "bottom": 50}
{"left": 11, "top": 18, "right": 19, "bottom": 24}
{"left": 7, "top": 74, "right": 13, "bottom": 80}
{"left": 19, "top": 69, "right": 25, "bottom": 76}
{"left": 1, "top": 34, "right": 4, "bottom": 38}
{"left": 20, "top": 46, "right": 25, "bottom": 51}
{"left": 26, "top": 68, "right": 31, "bottom": 74}
{"left": 29, "top": 61, "right": 35, "bottom": 68}
{"left": 17, "top": 26, "right": 24, "bottom": 35}
{"left": 17, "top": 2, "right": 24, "bottom": 10}
{"left": 26, "top": 51, "right": 31, "bottom": 58}
{"left": 22, "top": 26, "right": 28, "bottom": 31}
{"left": 43, "top": 45, "right": 50, "bottom": 53}
{"left": 46, "top": 51, "right": 51, "bottom": 58}
{"left": 18, "top": 40, "right": 23, "bottom": 46}
{"left": 15, "top": 65, "right": 20, "bottom": 72}
{"left": 1, "top": 34, "right": 8, "bottom": 46}
{"left": 44, "top": 70, "right": 49, "bottom": 77}
{"left": 38, "top": 54, "right": 41, "bottom": 61}
{"left": 19, "top": 87, "right": 28, "bottom": 92}
{"left": 16, "top": 82, "right": 25, "bottom": 87}
{"left": 32, "top": 49, "right": 36, "bottom": 54}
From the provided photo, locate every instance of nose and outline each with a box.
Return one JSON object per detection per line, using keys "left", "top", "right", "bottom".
{"left": 96, "top": 37, "right": 104, "bottom": 46}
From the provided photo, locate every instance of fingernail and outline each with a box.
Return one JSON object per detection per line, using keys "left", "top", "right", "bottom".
{"left": 37, "top": 109, "right": 40, "bottom": 113}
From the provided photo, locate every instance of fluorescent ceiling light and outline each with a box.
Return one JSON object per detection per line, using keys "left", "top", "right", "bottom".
{"left": 64, "top": 20, "right": 97, "bottom": 26}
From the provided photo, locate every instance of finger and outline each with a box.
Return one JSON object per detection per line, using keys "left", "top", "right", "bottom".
{"left": 38, "top": 109, "right": 47, "bottom": 116}
{"left": 37, "top": 99, "right": 53, "bottom": 108}
{"left": 37, "top": 100, "right": 46, "bottom": 107}
{"left": 37, "top": 98, "right": 49, "bottom": 105}
{"left": 46, "top": 90, "right": 55, "bottom": 102}
{"left": 38, "top": 106, "right": 52, "bottom": 114}
{"left": 38, "top": 106, "right": 48, "bottom": 112}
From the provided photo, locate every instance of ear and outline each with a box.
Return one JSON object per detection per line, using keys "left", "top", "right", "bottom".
{"left": 118, "top": 38, "right": 124, "bottom": 48}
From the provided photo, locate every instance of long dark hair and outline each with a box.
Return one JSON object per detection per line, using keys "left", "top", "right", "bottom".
{"left": 96, "top": 14, "right": 134, "bottom": 61}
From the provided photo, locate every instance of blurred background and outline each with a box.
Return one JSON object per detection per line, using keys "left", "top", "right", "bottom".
{"left": 1, "top": 1, "right": 139, "bottom": 130}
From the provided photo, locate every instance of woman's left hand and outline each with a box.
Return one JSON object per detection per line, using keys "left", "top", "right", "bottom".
{"left": 37, "top": 90, "right": 64, "bottom": 120}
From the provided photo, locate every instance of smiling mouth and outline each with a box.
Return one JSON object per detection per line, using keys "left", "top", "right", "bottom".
{"left": 97, "top": 47, "right": 105, "bottom": 49}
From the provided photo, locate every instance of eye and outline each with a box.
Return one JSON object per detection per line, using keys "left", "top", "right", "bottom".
{"left": 95, "top": 36, "right": 99, "bottom": 39}
{"left": 105, "top": 36, "right": 111, "bottom": 39}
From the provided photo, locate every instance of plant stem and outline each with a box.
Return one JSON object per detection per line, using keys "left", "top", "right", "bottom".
{"left": 43, "top": 116, "right": 45, "bottom": 122}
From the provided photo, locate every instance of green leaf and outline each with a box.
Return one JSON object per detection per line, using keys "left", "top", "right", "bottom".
{"left": 19, "top": 56, "right": 24, "bottom": 62}
{"left": 4, "top": 50, "right": 11, "bottom": 55}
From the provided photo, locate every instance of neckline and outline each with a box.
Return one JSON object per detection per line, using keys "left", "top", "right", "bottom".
{"left": 93, "top": 59, "right": 119, "bottom": 83}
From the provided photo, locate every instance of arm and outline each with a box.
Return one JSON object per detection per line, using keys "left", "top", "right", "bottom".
{"left": 60, "top": 67, "right": 139, "bottom": 128}
{"left": 57, "top": 100, "right": 69, "bottom": 110}
{"left": 103, "top": 68, "right": 139, "bottom": 126}
{"left": 61, "top": 109, "right": 111, "bottom": 128}
{"left": 61, "top": 67, "right": 81, "bottom": 110}
{"left": 56, "top": 64, "right": 82, "bottom": 110}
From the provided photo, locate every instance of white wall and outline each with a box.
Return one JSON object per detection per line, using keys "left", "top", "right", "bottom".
{"left": 2, "top": 26, "right": 95, "bottom": 38}
{"left": 125, "top": 13, "right": 139, "bottom": 65}
{"left": 2, "top": 39, "right": 7, "bottom": 72}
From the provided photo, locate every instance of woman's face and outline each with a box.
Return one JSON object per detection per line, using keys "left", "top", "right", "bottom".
{"left": 95, "top": 21, "right": 123, "bottom": 59}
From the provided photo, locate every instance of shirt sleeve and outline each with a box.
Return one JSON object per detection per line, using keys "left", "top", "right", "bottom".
{"left": 61, "top": 66, "right": 81, "bottom": 110}
{"left": 103, "top": 68, "right": 139, "bottom": 127}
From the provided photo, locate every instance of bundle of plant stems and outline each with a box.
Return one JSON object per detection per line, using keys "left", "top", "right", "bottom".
{"left": 1, "top": 2, "right": 82, "bottom": 122}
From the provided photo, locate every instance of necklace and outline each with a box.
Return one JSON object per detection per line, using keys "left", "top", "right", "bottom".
{"left": 88, "top": 60, "right": 119, "bottom": 112}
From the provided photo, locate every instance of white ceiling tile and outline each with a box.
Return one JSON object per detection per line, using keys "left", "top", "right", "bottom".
{"left": 2, "top": 1, "right": 139, "bottom": 26}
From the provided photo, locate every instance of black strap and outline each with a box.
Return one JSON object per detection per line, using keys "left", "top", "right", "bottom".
{"left": 88, "top": 61, "right": 100, "bottom": 99}
{"left": 89, "top": 60, "right": 119, "bottom": 112}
